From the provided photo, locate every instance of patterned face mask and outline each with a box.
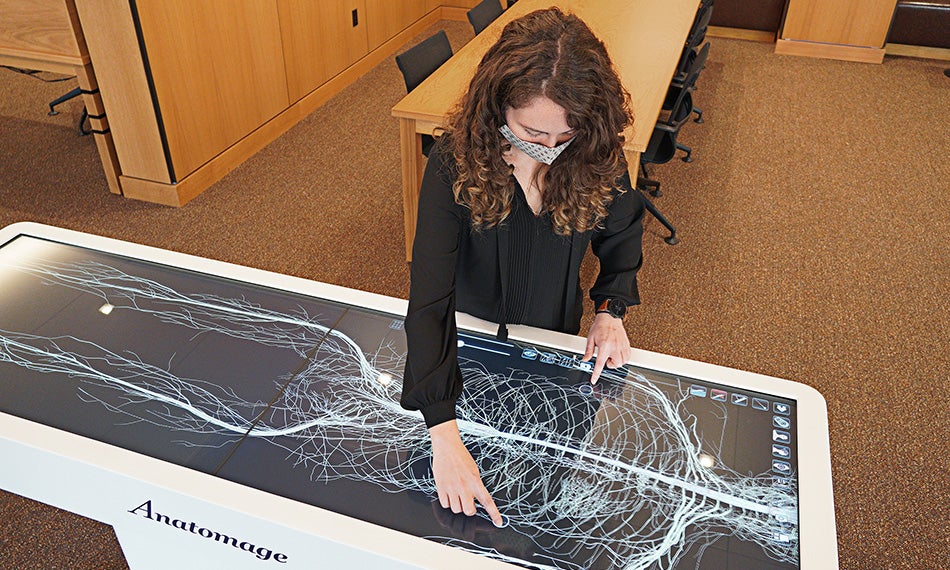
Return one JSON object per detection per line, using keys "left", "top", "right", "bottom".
{"left": 499, "top": 124, "right": 575, "bottom": 165}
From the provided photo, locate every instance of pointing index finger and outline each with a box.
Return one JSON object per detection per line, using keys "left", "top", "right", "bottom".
{"left": 590, "top": 350, "right": 608, "bottom": 385}
{"left": 476, "top": 486, "right": 503, "bottom": 527}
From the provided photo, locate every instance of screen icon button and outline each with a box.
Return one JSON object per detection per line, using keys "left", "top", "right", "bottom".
{"left": 710, "top": 389, "right": 727, "bottom": 402}
{"left": 773, "top": 402, "right": 791, "bottom": 415}
{"left": 521, "top": 348, "right": 539, "bottom": 360}
{"left": 773, "top": 416, "right": 791, "bottom": 429}
{"left": 558, "top": 355, "right": 577, "bottom": 368}
{"left": 772, "top": 460, "right": 792, "bottom": 475}
{"left": 773, "top": 429, "right": 791, "bottom": 444}
{"left": 752, "top": 398, "right": 770, "bottom": 411}
{"left": 772, "top": 444, "right": 791, "bottom": 458}
{"left": 731, "top": 393, "right": 749, "bottom": 406}
{"left": 689, "top": 385, "right": 707, "bottom": 398}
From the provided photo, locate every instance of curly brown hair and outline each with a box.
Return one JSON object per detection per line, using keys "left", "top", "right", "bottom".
{"left": 443, "top": 7, "right": 633, "bottom": 235}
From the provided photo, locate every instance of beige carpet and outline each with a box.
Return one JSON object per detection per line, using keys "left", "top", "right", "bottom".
{"left": 0, "top": 20, "right": 948, "bottom": 570}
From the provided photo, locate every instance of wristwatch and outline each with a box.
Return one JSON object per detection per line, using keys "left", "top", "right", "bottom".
{"left": 596, "top": 298, "right": 626, "bottom": 319}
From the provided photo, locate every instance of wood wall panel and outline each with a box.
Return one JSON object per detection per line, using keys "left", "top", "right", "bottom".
{"left": 279, "top": 0, "right": 369, "bottom": 103}
{"left": 134, "top": 0, "right": 289, "bottom": 180}
{"left": 781, "top": 0, "right": 898, "bottom": 48}
{"left": 366, "top": 0, "right": 429, "bottom": 50}
{"left": 428, "top": 0, "right": 482, "bottom": 9}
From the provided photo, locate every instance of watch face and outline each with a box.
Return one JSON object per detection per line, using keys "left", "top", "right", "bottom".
{"left": 608, "top": 298, "right": 626, "bottom": 318}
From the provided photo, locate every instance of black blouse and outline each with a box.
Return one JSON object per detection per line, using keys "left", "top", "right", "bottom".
{"left": 401, "top": 140, "right": 644, "bottom": 428}
{"left": 504, "top": 187, "right": 572, "bottom": 327}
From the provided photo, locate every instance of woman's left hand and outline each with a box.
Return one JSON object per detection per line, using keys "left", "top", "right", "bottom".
{"left": 583, "top": 312, "right": 631, "bottom": 384}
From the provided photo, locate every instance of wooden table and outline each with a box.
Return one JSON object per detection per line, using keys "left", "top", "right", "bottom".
{"left": 392, "top": 0, "right": 702, "bottom": 261}
{"left": 0, "top": 0, "right": 122, "bottom": 195}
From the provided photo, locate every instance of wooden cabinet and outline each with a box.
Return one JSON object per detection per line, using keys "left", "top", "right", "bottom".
{"left": 69, "top": 0, "right": 442, "bottom": 206}
{"left": 77, "top": 0, "right": 288, "bottom": 187}
{"left": 776, "top": 0, "right": 899, "bottom": 63}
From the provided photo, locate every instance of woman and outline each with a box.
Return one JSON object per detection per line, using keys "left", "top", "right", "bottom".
{"left": 401, "top": 8, "right": 644, "bottom": 527}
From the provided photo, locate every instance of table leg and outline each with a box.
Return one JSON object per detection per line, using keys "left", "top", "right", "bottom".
{"left": 399, "top": 118, "right": 423, "bottom": 262}
{"left": 623, "top": 148, "right": 640, "bottom": 187}
{"left": 76, "top": 62, "right": 122, "bottom": 195}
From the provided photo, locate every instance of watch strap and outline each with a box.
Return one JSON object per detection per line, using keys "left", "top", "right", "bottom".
{"left": 596, "top": 298, "right": 626, "bottom": 319}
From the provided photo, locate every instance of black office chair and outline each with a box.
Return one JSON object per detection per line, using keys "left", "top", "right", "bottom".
{"left": 672, "top": 3, "right": 713, "bottom": 87}
{"left": 635, "top": 97, "right": 694, "bottom": 245}
{"left": 467, "top": 0, "right": 504, "bottom": 35}
{"left": 635, "top": 43, "right": 710, "bottom": 245}
{"left": 659, "top": 41, "right": 710, "bottom": 164}
{"left": 635, "top": 96, "right": 694, "bottom": 245}
{"left": 395, "top": 30, "right": 454, "bottom": 157}
{"left": 667, "top": 3, "right": 712, "bottom": 124}
{"left": 654, "top": 41, "right": 708, "bottom": 165}
{"left": 666, "top": 43, "right": 710, "bottom": 127}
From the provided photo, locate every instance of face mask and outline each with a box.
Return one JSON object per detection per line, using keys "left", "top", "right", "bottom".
{"left": 499, "top": 124, "right": 574, "bottom": 165}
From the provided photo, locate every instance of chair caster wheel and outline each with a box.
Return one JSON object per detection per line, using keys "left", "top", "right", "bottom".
{"left": 664, "top": 236, "right": 679, "bottom": 245}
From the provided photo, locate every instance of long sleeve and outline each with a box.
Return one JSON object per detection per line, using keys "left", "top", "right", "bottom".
{"left": 589, "top": 171, "right": 645, "bottom": 307}
{"left": 401, "top": 142, "right": 465, "bottom": 428}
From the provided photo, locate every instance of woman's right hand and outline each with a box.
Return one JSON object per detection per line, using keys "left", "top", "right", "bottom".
{"left": 429, "top": 420, "right": 504, "bottom": 527}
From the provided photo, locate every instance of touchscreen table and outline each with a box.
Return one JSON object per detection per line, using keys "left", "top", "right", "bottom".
{"left": 0, "top": 223, "right": 837, "bottom": 569}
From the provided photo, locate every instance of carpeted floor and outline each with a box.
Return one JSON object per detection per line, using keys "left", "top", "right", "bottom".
{"left": 0, "top": 19, "right": 948, "bottom": 570}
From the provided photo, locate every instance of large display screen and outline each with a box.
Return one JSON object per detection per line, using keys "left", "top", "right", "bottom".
{"left": 0, "top": 235, "right": 799, "bottom": 569}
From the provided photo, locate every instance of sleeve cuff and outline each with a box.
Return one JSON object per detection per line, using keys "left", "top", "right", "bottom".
{"left": 591, "top": 294, "right": 641, "bottom": 308}
{"left": 421, "top": 399, "right": 457, "bottom": 429}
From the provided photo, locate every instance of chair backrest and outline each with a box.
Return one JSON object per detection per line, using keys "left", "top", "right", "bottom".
{"left": 643, "top": 87, "right": 696, "bottom": 164}
{"left": 468, "top": 0, "right": 504, "bottom": 35}
{"left": 395, "top": 30, "right": 453, "bottom": 93}
{"left": 688, "top": 4, "right": 714, "bottom": 49}
{"left": 682, "top": 41, "right": 710, "bottom": 91}
{"left": 674, "top": 4, "right": 713, "bottom": 78}
{"left": 663, "top": 42, "right": 709, "bottom": 129}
